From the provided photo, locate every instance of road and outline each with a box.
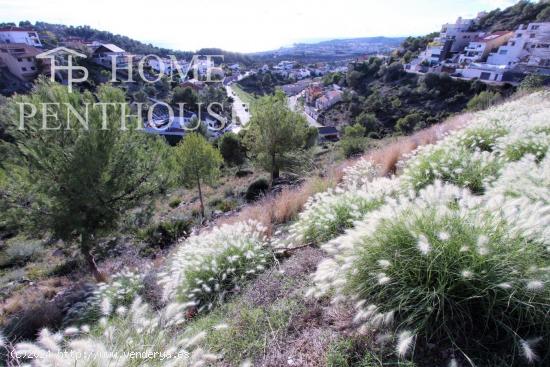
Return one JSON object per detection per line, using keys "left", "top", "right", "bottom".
{"left": 288, "top": 92, "right": 323, "bottom": 128}
{"left": 226, "top": 84, "right": 250, "bottom": 133}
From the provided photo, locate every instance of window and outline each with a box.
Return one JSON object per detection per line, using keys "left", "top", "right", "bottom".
{"left": 480, "top": 72, "right": 491, "bottom": 80}
{"left": 530, "top": 34, "right": 536, "bottom": 38}
{"left": 517, "top": 33, "right": 522, "bottom": 38}
{"left": 27, "top": 57, "right": 32, "bottom": 62}
{"left": 17, "top": 57, "right": 22, "bottom": 62}
{"left": 21, "top": 67, "right": 27, "bottom": 71}
{"left": 531, "top": 25, "right": 539, "bottom": 30}
{"left": 510, "top": 41, "right": 515, "bottom": 46}
{"left": 30, "top": 66, "right": 36, "bottom": 70}
{"left": 499, "top": 50, "right": 508, "bottom": 55}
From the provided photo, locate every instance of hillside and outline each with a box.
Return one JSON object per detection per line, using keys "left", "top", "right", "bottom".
{"left": 2, "top": 90, "right": 549, "bottom": 366}
{"left": 473, "top": 0, "right": 550, "bottom": 32}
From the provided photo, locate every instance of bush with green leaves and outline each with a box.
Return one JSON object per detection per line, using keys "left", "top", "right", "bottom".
{"left": 138, "top": 217, "right": 192, "bottom": 249}
{"left": 340, "top": 124, "right": 367, "bottom": 158}
{"left": 159, "top": 220, "right": 271, "bottom": 313}
{"left": 467, "top": 90, "right": 502, "bottom": 111}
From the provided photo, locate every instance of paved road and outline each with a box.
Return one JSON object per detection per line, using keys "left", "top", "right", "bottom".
{"left": 288, "top": 92, "right": 323, "bottom": 128}
{"left": 226, "top": 84, "right": 250, "bottom": 133}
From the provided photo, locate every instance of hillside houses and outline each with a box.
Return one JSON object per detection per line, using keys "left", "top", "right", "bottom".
{"left": 0, "top": 27, "right": 45, "bottom": 84}
{"left": 90, "top": 43, "right": 128, "bottom": 68}
{"left": 458, "top": 31, "right": 513, "bottom": 64}
{"left": 0, "top": 43, "right": 42, "bottom": 81}
{"left": 0, "top": 26, "right": 42, "bottom": 48}
{"left": 407, "top": 16, "right": 550, "bottom": 84}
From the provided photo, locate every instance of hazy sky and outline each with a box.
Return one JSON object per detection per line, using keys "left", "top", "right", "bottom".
{"left": 1, "top": 0, "right": 519, "bottom": 52}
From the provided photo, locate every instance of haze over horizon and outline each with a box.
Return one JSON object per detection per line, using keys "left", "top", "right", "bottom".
{"left": 1, "top": 0, "right": 518, "bottom": 53}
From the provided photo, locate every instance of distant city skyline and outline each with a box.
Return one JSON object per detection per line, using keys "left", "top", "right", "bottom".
{"left": 1, "top": 0, "right": 519, "bottom": 53}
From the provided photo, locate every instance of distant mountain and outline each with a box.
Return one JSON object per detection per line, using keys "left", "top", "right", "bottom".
{"left": 252, "top": 36, "right": 406, "bottom": 62}
{"left": 301, "top": 36, "right": 406, "bottom": 47}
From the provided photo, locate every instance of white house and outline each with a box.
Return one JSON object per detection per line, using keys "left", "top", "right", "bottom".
{"left": 0, "top": 26, "right": 42, "bottom": 48}
{"left": 0, "top": 43, "right": 41, "bottom": 81}
{"left": 458, "top": 31, "right": 513, "bottom": 64}
{"left": 419, "top": 16, "right": 481, "bottom": 65}
{"left": 91, "top": 43, "right": 128, "bottom": 67}
{"left": 456, "top": 63, "right": 508, "bottom": 82}
{"left": 148, "top": 58, "right": 189, "bottom": 75}
{"left": 487, "top": 23, "right": 550, "bottom": 67}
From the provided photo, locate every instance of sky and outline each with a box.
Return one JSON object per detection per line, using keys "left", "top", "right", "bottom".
{"left": 0, "top": 0, "right": 519, "bottom": 53}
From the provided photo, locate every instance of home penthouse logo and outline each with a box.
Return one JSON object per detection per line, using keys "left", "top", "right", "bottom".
{"left": 37, "top": 47, "right": 224, "bottom": 92}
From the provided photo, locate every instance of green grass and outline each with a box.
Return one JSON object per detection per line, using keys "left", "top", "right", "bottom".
{"left": 231, "top": 84, "right": 257, "bottom": 106}
{"left": 186, "top": 298, "right": 303, "bottom": 365}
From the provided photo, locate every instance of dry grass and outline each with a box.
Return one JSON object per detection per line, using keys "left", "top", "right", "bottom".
{"left": 218, "top": 113, "right": 473, "bottom": 233}
{"left": 216, "top": 166, "right": 345, "bottom": 234}
{"left": 361, "top": 112, "right": 473, "bottom": 175}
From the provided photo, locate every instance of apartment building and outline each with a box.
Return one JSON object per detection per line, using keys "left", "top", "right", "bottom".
{"left": 0, "top": 43, "right": 41, "bottom": 81}
{"left": 487, "top": 23, "right": 550, "bottom": 67}
{"left": 458, "top": 31, "right": 513, "bottom": 64}
{"left": 0, "top": 26, "right": 42, "bottom": 48}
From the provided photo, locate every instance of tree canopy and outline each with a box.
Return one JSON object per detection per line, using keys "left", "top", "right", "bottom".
{"left": 1, "top": 80, "right": 172, "bottom": 280}
{"left": 174, "top": 133, "right": 223, "bottom": 217}
{"left": 243, "top": 90, "right": 309, "bottom": 184}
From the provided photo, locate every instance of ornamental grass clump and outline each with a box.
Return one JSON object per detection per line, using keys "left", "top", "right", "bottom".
{"left": 14, "top": 298, "right": 219, "bottom": 367}
{"left": 288, "top": 176, "right": 400, "bottom": 245}
{"left": 400, "top": 144, "right": 504, "bottom": 194}
{"left": 495, "top": 131, "right": 550, "bottom": 162}
{"left": 310, "top": 182, "right": 549, "bottom": 364}
{"left": 453, "top": 123, "right": 509, "bottom": 152}
{"left": 63, "top": 269, "right": 145, "bottom": 327}
{"left": 159, "top": 220, "right": 271, "bottom": 313}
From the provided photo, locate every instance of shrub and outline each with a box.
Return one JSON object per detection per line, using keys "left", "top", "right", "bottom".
{"left": 219, "top": 132, "right": 246, "bottom": 168}
{"left": 355, "top": 112, "right": 382, "bottom": 138}
{"left": 168, "top": 198, "right": 181, "bottom": 209}
{"left": 159, "top": 220, "right": 271, "bottom": 313}
{"left": 340, "top": 124, "right": 367, "bottom": 158}
{"left": 187, "top": 299, "right": 299, "bottom": 365}
{"left": 0, "top": 239, "right": 43, "bottom": 269}
{"left": 138, "top": 218, "right": 192, "bottom": 249}
{"left": 466, "top": 91, "right": 502, "bottom": 111}
{"left": 245, "top": 178, "right": 269, "bottom": 202}
{"left": 519, "top": 74, "right": 546, "bottom": 92}
{"left": 209, "top": 197, "right": 238, "bottom": 213}
{"left": 396, "top": 113, "right": 425, "bottom": 134}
